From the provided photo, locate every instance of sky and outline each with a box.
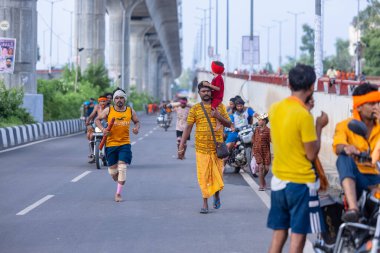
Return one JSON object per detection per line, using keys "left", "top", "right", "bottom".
{"left": 36, "top": 0, "right": 367, "bottom": 72}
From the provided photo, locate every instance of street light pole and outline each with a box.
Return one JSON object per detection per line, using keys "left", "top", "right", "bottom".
{"left": 45, "top": 0, "right": 64, "bottom": 74}
{"left": 273, "top": 19, "right": 286, "bottom": 69}
{"left": 226, "top": 0, "right": 229, "bottom": 74}
{"left": 197, "top": 7, "right": 208, "bottom": 68}
{"left": 215, "top": 0, "right": 219, "bottom": 57}
{"left": 261, "top": 25, "right": 273, "bottom": 68}
{"left": 63, "top": 8, "right": 73, "bottom": 70}
{"left": 355, "top": 0, "right": 361, "bottom": 77}
{"left": 287, "top": 11, "right": 304, "bottom": 62}
{"left": 250, "top": 0, "right": 254, "bottom": 80}
{"left": 314, "top": 0, "right": 324, "bottom": 80}
{"left": 209, "top": 0, "right": 212, "bottom": 59}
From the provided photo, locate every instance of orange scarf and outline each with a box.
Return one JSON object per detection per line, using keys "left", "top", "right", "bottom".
{"left": 353, "top": 91, "right": 380, "bottom": 120}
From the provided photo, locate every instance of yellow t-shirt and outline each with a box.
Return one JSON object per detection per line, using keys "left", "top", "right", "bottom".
{"left": 187, "top": 103, "right": 230, "bottom": 154}
{"left": 106, "top": 106, "right": 132, "bottom": 147}
{"left": 269, "top": 97, "right": 317, "bottom": 183}
{"left": 333, "top": 118, "right": 380, "bottom": 174}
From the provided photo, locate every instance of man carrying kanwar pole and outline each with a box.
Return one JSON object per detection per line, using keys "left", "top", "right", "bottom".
{"left": 178, "top": 81, "right": 231, "bottom": 214}
{"left": 95, "top": 88, "right": 140, "bottom": 202}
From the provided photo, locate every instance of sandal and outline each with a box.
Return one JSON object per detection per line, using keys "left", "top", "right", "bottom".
{"left": 200, "top": 208, "right": 209, "bottom": 214}
{"left": 258, "top": 187, "right": 265, "bottom": 191}
{"left": 213, "top": 198, "right": 221, "bottom": 209}
{"left": 342, "top": 209, "right": 360, "bottom": 222}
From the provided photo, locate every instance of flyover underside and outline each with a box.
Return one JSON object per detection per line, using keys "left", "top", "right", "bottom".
{"left": 76, "top": 0, "right": 182, "bottom": 98}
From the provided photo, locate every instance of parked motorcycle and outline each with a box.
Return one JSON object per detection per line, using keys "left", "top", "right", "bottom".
{"left": 226, "top": 124, "right": 255, "bottom": 174}
{"left": 314, "top": 119, "right": 380, "bottom": 253}
{"left": 157, "top": 113, "right": 171, "bottom": 131}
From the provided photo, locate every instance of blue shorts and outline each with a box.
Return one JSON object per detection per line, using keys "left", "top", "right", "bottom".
{"left": 225, "top": 131, "right": 239, "bottom": 144}
{"left": 336, "top": 154, "right": 380, "bottom": 196}
{"left": 267, "top": 182, "right": 325, "bottom": 234}
{"left": 105, "top": 144, "right": 132, "bottom": 166}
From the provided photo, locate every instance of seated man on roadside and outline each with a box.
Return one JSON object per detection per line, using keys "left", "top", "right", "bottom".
{"left": 225, "top": 98, "right": 257, "bottom": 150}
{"left": 333, "top": 83, "right": 380, "bottom": 222}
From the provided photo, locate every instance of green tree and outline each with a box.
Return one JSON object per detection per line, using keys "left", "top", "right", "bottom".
{"left": 299, "top": 24, "right": 315, "bottom": 66}
{"left": 82, "top": 62, "right": 111, "bottom": 91}
{"left": 127, "top": 86, "right": 154, "bottom": 111}
{"left": 352, "top": 0, "right": 380, "bottom": 33}
{"left": 177, "top": 68, "right": 192, "bottom": 89}
{"left": 0, "top": 82, "right": 35, "bottom": 127}
{"left": 362, "top": 28, "right": 380, "bottom": 75}
{"left": 331, "top": 39, "right": 352, "bottom": 71}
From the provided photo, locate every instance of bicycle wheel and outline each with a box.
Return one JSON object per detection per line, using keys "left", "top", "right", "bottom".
{"left": 95, "top": 140, "right": 102, "bottom": 170}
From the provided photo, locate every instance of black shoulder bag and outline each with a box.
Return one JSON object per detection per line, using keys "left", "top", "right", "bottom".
{"left": 200, "top": 103, "right": 229, "bottom": 159}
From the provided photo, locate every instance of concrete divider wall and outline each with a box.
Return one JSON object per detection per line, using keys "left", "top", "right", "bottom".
{"left": 0, "top": 119, "right": 85, "bottom": 151}
{"left": 199, "top": 72, "right": 353, "bottom": 186}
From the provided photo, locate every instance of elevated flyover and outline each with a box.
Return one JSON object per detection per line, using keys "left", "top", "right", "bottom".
{"left": 76, "top": 0, "right": 182, "bottom": 98}
{"left": 0, "top": 0, "right": 182, "bottom": 122}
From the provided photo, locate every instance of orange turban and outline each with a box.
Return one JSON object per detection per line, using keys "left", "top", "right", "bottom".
{"left": 352, "top": 91, "right": 380, "bottom": 120}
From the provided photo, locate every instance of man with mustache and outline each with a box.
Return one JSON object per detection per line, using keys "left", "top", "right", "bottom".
{"left": 333, "top": 83, "right": 380, "bottom": 222}
{"left": 95, "top": 88, "right": 140, "bottom": 202}
{"left": 178, "top": 81, "right": 231, "bottom": 214}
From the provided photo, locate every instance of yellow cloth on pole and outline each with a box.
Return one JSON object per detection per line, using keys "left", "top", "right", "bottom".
{"left": 195, "top": 151, "right": 224, "bottom": 198}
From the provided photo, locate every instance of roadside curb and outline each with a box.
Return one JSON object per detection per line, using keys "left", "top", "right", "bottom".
{"left": 0, "top": 119, "right": 85, "bottom": 151}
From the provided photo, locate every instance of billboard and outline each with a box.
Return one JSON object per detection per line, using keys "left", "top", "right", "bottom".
{"left": 242, "top": 35, "right": 260, "bottom": 65}
{"left": 0, "top": 37, "right": 16, "bottom": 74}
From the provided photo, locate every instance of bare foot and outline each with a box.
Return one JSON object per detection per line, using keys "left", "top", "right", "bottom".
{"left": 114, "top": 194, "right": 122, "bottom": 202}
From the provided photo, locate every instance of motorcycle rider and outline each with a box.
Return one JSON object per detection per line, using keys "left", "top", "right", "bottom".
{"left": 333, "top": 83, "right": 380, "bottom": 222}
{"left": 225, "top": 98, "right": 257, "bottom": 151}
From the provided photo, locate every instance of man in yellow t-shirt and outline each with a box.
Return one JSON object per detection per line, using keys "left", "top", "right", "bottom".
{"left": 178, "top": 81, "right": 231, "bottom": 214}
{"left": 95, "top": 88, "right": 140, "bottom": 202}
{"left": 333, "top": 83, "right": 380, "bottom": 222}
{"left": 267, "top": 64, "right": 328, "bottom": 253}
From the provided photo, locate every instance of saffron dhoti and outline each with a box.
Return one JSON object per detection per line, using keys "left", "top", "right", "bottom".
{"left": 195, "top": 152, "right": 224, "bottom": 198}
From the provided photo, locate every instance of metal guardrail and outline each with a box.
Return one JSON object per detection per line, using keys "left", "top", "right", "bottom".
{"left": 217, "top": 71, "right": 372, "bottom": 96}
{"left": 0, "top": 119, "right": 85, "bottom": 150}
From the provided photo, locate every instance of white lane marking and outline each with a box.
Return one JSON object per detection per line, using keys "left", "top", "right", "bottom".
{"left": 240, "top": 171, "right": 315, "bottom": 253}
{"left": 138, "top": 137, "right": 143, "bottom": 141}
{"left": 131, "top": 141, "right": 136, "bottom": 145}
{"left": 144, "top": 134, "right": 149, "bottom": 137}
{"left": 16, "top": 195, "right": 54, "bottom": 215}
{"left": 0, "top": 132, "right": 83, "bottom": 154}
{"left": 149, "top": 131, "right": 153, "bottom": 134}
{"left": 240, "top": 171, "right": 270, "bottom": 208}
{"left": 71, "top": 171, "right": 91, "bottom": 182}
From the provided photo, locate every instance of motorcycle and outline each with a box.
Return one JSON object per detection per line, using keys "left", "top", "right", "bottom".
{"left": 91, "top": 126, "right": 107, "bottom": 170}
{"left": 226, "top": 124, "right": 255, "bottom": 174}
{"left": 157, "top": 113, "right": 171, "bottom": 131}
{"left": 314, "top": 119, "right": 380, "bottom": 253}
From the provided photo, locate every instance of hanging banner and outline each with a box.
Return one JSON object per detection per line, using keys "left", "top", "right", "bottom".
{"left": 242, "top": 35, "right": 260, "bottom": 65}
{"left": 0, "top": 37, "right": 16, "bottom": 74}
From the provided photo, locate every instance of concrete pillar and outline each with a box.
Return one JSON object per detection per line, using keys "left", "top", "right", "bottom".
{"left": 149, "top": 50, "right": 159, "bottom": 98}
{"left": 130, "top": 19, "right": 152, "bottom": 92}
{"left": 75, "top": 0, "right": 106, "bottom": 71}
{"left": 107, "top": 4, "right": 123, "bottom": 83}
{"left": 143, "top": 36, "right": 150, "bottom": 94}
{"left": 0, "top": 0, "right": 43, "bottom": 122}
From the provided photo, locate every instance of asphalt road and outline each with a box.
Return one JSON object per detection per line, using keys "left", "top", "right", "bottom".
{"left": 0, "top": 114, "right": 288, "bottom": 253}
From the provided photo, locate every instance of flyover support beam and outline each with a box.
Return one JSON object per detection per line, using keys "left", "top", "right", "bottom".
{"left": 0, "top": 0, "right": 43, "bottom": 122}
{"left": 130, "top": 20, "right": 152, "bottom": 93}
{"left": 75, "top": 0, "right": 106, "bottom": 71}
